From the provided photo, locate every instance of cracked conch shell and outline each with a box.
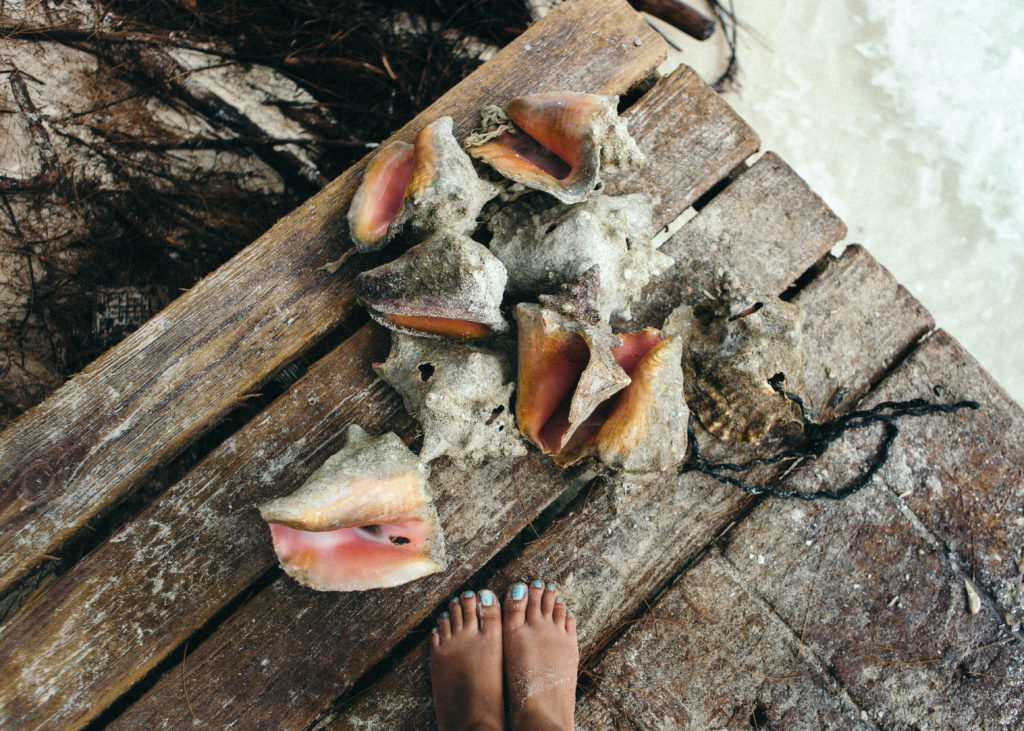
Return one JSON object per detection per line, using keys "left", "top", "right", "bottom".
{"left": 356, "top": 230, "right": 508, "bottom": 339}
{"left": 554, "top": 329, "right": 690, "bottom": 476}
{"left": 464, "top": 92, "right": 645, "bottom": 204}
{"left": 348, "top": 116, "right": 499, "bottom": 251}
{"left": 374, "top": 333, "right": 526, "bottom": 466}
{"left": 665, "top": 284, "right": 807, "bottom": 444}
{"left": 514, "top": 301, "right": 630, "bottom": 456}
{"left": 259, "top": 425, "right": 445, "bottom": 591}
{"left": 488, "top": 192, "right": 671, "bottom": 321}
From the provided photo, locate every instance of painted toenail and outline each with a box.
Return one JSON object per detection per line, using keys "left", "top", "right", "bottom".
{"left": 479, "top": 590, "right": 494, "bottom": 606}
{"left": 450, "top": 596, "right": 459, "bottom": 603}
{"left": 555, "top": 597, "right": 564, "bottom": 603}
{"left": 546, "top": 583, "right": 556, "bottom": 590}
{"left": 462, "top": 590, "right": 474, "bottom": 598}
{"left": 441, "top": 611, "right": 449, "bottom": 617}
{"left": 532, "top": 580, "right": 543, "bottom": 588}
{"left": 431, "top": 627, "right": 438, "bottom": 633}
{"left": 512, "top": 584, "right": 526, "bottom": 600}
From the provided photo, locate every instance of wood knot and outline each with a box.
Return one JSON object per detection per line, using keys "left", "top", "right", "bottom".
{"left": 13, "top": 459, "right": 57, "bottom": 504}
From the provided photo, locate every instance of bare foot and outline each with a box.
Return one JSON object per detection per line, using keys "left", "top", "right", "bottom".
{"left": 429, "top": 589, "right": 504, "bottom": 731}
{"left": 503, "top": 580, "right": 579, "bottom": 731}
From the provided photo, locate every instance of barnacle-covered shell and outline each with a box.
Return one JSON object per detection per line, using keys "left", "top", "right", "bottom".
{"left": 488, "top": 193, "right": 670, "bottom": 321}
{"left": 464, "top": 92, "right": 645, "bottom": 204}
{"left": 392, "top": 116, "right": 500, "bottom": 238}
{"left": 374, "top": 333, "right": 526, "bottom": 466}
{"left": 348, "top": 140, "right": 415, "bottom": 251}
{"left": 666, "top": 286, "right": 807, "bottom": 443}
{"left": 259, "top": 425, "right": 446, "bottom": 591}
{"left": 356, "top": 230, "right": 508, "bottom": 339}
{"left": 514, "top": 302, "right": 629, "bottom": 455}
{"left": 348, "top": 117, "right": 499, "bottom": 252}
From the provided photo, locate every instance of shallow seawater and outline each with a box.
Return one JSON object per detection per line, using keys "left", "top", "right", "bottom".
{"left": 660, "top": 0, "right": 1024, "bottom": 407}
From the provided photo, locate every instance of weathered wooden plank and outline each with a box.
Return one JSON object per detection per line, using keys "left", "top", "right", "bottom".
{"left": 0, "top": 0, "right": 667, "bottom": 599}
{"left": 608, "top": 64, "right": 760, "bottom": 226}
{"left": 623, "top": 151, "right": 847, "bottom": 330}
{"left": 327, "top": 208, "right": 926, "bottom": 731}
{"left": 701, "top": 330, "right": 1024, "bottom": 728}
{"left": 0, "top": 46, "right": 754, "bottom": 730}
{"left": 791, "top": 243, "right": 934, "bottom": 419}
{"left": 0, "top": 325, "right": 406, "bottom": 728}
{"left": 576, "top": 553, "right": 872, "bottom": 730}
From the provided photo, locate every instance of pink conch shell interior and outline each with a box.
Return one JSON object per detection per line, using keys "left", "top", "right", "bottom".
{"left": 348, "top": 141, "right": 415, "bottom": 247}
{"left": 467, "top": 93, "right": 608, "bottom": 201}
{"left": 268, "top": 519, "right": 441, "bottom": 592}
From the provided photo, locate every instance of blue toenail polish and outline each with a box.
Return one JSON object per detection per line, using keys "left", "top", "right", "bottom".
{"left": 450, "top": 596, "right": 459, "bottom": 603}
{"left": 512, "top": 584, "right": 526, "bottom": 600}
{"left": 532, "top": 580, "right": 543, "bottom": 588}
{"left": 432, "top": 627, "right": 438, "bottom": 634}
{"left": 546, "top": 583, "right": 556, "bottom": 590}
{"left": 555, "top": 597, "right": 564, "bottom": 603}
{"left": 479, "top": 590, "right": 494, "bottom": 606}
{"left": 441, "top": 611, "right": 449, "bottom": 618}
{"left": 462, "top": 590, "right": 474, "bottom": 599}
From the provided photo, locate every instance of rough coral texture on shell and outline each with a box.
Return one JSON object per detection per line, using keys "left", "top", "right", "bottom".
{"left": 356, "top": 230, "right": 508, "bottom": 338}
{"left": 374, "top": 332, "right": 525, "bottom": 466}
{"left": 666, "top": 281, "right": 808, "bottom": 444}
{"left": 488, "top": 193, "right": 671, "bottom": 322}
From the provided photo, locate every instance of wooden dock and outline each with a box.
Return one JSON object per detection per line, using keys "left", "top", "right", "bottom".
{"left": 1, "top": 1, "right": 1021, "bottom": 727}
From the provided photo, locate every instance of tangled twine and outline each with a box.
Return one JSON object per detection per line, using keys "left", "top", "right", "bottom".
{"left": 678, "top": 383, "right": 981, "bottom": 501}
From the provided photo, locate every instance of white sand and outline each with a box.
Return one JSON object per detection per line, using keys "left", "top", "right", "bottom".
{"left": 655, "top": 0, "right": 1024, "bottom": 407}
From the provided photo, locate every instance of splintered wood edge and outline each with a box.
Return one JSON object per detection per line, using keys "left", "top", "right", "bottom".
{"left": 0, "top": 0, "right": 667, "bottom": 601}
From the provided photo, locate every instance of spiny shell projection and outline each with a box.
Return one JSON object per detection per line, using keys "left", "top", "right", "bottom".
{"left": 488, "top": 192, "right": 671, "bottom": 322}
{"left": 514, "top": 302, "right": 630, "bottom": 456}
{"left": 374, "top": 333, "right": 526, "bottom": 466}
{"left": 666, "top": 286, "right": 808, "bottom": 444}
{"left": 356, "top": 230, "right": 508, "bottom": 339}
{"left": 348, "top": 116, "right": 499, "bottom": 252}
{"left": 259, "top": 425, "right": 446, "bottom": 591}
{"left": 464, "top": 92, "right": 646, "bottom": 204}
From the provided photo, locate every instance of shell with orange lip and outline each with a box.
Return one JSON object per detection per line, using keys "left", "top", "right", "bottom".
{"left": 348, "top": 116, "right": 499, "bottom": 252}
{"left": 373, "top": 333, "right": 526, "bottom": 466}
{"left": 464, "top": 92, "right": 645, "bottom": 204}
{"left": 513, "top": 301, "right": 630, "bottom": 456}
{"left": 550, "top": 327, "right": 689, "bottom": 476}
{"left": 259, "top": 425, "right": 446, "bottom": 591}
{"left": 356, "top": 230, "right": 508, "bottom": 339}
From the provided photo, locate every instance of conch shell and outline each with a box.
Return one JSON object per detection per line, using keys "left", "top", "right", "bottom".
{"left": 488, "top": 192, "right": 670, "bottom": 321}
{"left": 259, "top": 425, "right": 446, "bottom": 591}
{"left": 374, "top": 333, "right": 526, "bottom": 466}
{"left": 513, "top": 301, "right": 629, "bottom": 455}
{"left": 464, "top": 92, "right": 645, "bottom": 204}
{"left": 348, "top": 116, "right": 499, "bottom": 251}
{"left": 551, "top": 328, "right": 689, "bottom": 475}
{"left": 356, "top": 230, "right": 508, "bottom": 339}
{"left": 666, "top": 283, "right": 807, "bottom": 443}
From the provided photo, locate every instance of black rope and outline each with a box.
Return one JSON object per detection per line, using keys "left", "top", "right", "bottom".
{"left": 677, "top": 384, "right": 981, "bottom": 501}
